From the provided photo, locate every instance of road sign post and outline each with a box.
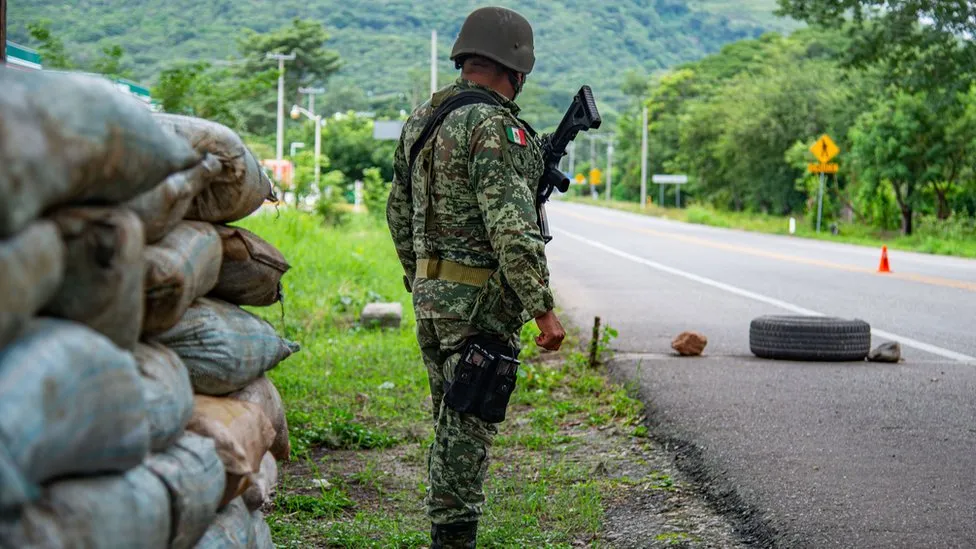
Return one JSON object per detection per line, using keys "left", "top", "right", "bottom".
{"left": 808, "top": 135, "right": 840, "bottom": 233}
{"left": 640, "top": 106, "right": 648, "bottom": 209}
{"left": 652, "top": 175, "right": 689, "bottom": 207}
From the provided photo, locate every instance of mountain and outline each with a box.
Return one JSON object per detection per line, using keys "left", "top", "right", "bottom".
{"left": 9, "top": 0, "right": 796, "bottom": 127}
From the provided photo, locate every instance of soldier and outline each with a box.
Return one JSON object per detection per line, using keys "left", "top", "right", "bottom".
{"left": 386, "top": 6, "right": 566, "bottom": 548}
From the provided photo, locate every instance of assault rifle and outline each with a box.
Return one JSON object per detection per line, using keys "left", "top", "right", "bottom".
{"left": 536, "top": 85, "right": 602, "bottom": 242}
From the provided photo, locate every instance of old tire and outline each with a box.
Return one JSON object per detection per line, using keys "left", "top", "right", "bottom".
{"left": 749, "top": 315, "right": 871, "bottom": 362}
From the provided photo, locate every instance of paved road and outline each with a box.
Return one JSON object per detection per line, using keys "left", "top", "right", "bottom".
{"left": 544, "top": 201, "right": 976, "bottom": 549}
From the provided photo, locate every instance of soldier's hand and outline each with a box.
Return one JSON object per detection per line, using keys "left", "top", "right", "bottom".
{"left": 534, "top": 310, "right": 565, "bottom": 351}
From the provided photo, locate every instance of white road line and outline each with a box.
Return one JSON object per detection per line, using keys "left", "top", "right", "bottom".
{"left": 557, "top": 228, "right": 976, "bottom": 363}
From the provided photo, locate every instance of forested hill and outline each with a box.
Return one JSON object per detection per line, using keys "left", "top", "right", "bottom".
{"left": 9, "top": 0, "right": 795, "bottom": 124}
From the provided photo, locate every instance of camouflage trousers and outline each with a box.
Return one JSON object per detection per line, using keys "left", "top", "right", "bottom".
{"left": 416, "top": 318, "right": 519, "bottom": 526}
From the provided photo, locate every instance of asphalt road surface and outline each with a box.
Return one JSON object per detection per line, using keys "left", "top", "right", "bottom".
{"left": 545, "top": 201, "right": 976, "bottom": 549}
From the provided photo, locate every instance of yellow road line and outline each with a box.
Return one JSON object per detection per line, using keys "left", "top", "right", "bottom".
{"left": 558, "top": 210, "right": 976, "bottom": 293}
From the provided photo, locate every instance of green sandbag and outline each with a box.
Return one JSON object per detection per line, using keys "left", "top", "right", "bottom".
{"left": 126, "top": 154, "right": 222, "bottom": 244}
{"left": 143, "top": 222, "right": 223, "bottom": 336}
{"left": 0, "top": 67, "right": 200, "bottom": 237}
{"left": 193, "top": 498, "right": 274, "bottom": 549}
{"left": 0, "top": 221, "right": 65, "bottom": 347}
{"left": 145, "top": 433, "right": 226, "bottom": 549}
{"left": 0, "top": 319, "right": 150, "bottom": 511}
{"left": 135, "top": 342, "right": 194, "bottom": 451}
{"left": 41, "top": 207, "right": 145, "bottom": 350}
{"left": 0, "top": 466, "right": 171, "bottom": 549}
{"left": 152, "top": 298, "right": 299, "bottom": 396}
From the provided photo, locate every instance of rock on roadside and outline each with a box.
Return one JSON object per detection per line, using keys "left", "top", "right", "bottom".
{"left": 672, "top": 331, "right": 708, "bottom": 356}
{"left": 868, "top": 341, "right": 901, "bottom": 363}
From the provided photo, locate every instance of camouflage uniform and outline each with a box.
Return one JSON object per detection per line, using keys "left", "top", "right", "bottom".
{"left": 386, "top": 78, "right": 554, "bottom": 527}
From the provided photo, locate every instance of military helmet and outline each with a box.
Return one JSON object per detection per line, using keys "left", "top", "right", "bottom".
{"left": 450, "top": 7, "right": 535, "bottom": 75}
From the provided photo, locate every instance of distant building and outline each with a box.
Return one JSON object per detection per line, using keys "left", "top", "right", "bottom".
{"left": 5, "top": 42, "right": 43, "bottom": 71}
{"left": 5, "top": 40, "right": 158, "bottom": 110}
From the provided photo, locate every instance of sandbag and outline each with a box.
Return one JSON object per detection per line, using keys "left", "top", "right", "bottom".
{"left": 41, "top": 207, "right": 144, "bottom": 349}
{"left": 187, "top": 396, "right": 275, "bottom": 506}
{"left": 0, "top": 319, "right": 149, "bottom": 510}
{"left": 194, "top": 498, "right": 273, "bottom": 549}
{"left": 153, "top": 297, "right": 299, "bottom": 395}
{"left": 0, "top": 67, "right": 200, "bottom": 237}
{"left": 145, "top": 433, "right": 226, "bottom": 549}
{"left": 229, "top": 376, "right": 290, "bottom": 460}
{"left": 127, "top": 154, "right": 222, "bottom": 244}
{"left": 0, "top": 221, "right": 65, "bottom": 347}
{"left": 250, "top": 510, "right": 274, "bottom": 549}
{"left": 242, "top": 452, "right": 278, "bottom": 511}
{"left": 136, "top": 342, "right": 194, "bottom": 451}
{"left": 153, "top": 114, "right": 274, "bottom": 223}
{"left": 210, "top": 225, "right": 289, "bottom": 306}
{"left": 143, "top": 222, "right": 222, "bottom": 336}
{"left": 0, "top": 466, "right": 170, "bottom": 549}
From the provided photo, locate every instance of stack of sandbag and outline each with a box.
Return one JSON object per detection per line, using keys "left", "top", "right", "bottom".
{"left": 0, "top": 66, "right": 294, "bottom": 549}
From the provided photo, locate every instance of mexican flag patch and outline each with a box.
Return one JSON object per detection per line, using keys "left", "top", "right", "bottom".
{"left": 505, "top": 126, "right": 528, "bottom": 147}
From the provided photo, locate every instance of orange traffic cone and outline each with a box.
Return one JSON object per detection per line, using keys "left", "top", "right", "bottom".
{"left": 878, "top": 246, "right": 891, "bottom": 273}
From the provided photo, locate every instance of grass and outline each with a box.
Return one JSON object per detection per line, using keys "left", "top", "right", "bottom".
{"left": 236, "top": 207, "right": 655, "bottom": 548}
{"left": 567, "top": 197, "right": 976, "bottom": 259}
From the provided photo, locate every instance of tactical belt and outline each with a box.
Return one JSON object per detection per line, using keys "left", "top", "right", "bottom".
{"left": 416, "top": 258, "right": 493, "bottom": 286}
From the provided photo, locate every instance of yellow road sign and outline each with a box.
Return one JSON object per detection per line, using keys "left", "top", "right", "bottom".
{"left": 810, "top": 134, "right": 840, "bottom": 163}
{"left": 574, "top": 173, "right": 586, "bottom": 184}
{"left": 808, "top": 162, "right": 839, "bottom": 174}
{"left": 589, "top": 168, "right": 602, "bottom": 185}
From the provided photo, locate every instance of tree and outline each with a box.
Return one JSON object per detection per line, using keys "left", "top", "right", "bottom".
{"left": 777, "top": 0, "right": 976, "bottom": 93}
{"left": 152, "top": 62, "right": 277, "bottom": 134}
{"left": 307, "top": 114, "right": 395, "bottom": 183}
{"left": 849, "top": 92, "right": 933, "bottom": 235}
{"left": 26, "top": 20, "right": 72, "bottom": 69}
{"left": 237, "top": 18, "right": 341, "bottom": 135}
{"left": 90, "top": 43, "right": 131, "bottom": 79}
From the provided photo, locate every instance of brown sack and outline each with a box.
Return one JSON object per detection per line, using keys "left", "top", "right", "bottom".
{"left": 126, "top": 154, "right": 222, "bottom": 244}
{"left": 0, "top": 221, "right": 65, "bottom": 347}
{"left": 187, "top": 396, "right": 275, "bottom": 506}
{"left": 153, "top": 114, "right": 274, "bottom": 223}
{"left": 143, "top": 222, "right": 222, "bottom": 336}
{"left": 41, "top": 207, "right": 145, "bottom": 350}
{"left": 0, "top": 67, "right": 200, "bottom": 237}
{"left": 209, "top": 225, "right": 289, "bottom": 306}
{"left": 228, "top": 376, "right": 290, "bottom": 460}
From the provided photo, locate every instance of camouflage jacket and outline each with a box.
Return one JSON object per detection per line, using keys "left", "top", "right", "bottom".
{"left": 386, "top": 78, "right": 554, "bottom": 336}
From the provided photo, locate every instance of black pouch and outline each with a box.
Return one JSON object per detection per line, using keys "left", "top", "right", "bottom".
{"left": 444, "top": 336, "right": 520, "bottom": 423}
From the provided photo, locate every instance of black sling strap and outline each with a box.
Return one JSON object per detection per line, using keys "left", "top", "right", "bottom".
{"left": 405, "top": 90, "right": 500, "bottom": 194}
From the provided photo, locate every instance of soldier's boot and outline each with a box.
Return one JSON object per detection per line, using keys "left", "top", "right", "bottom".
{"left": 430, "top": 521, "right": 478, "bottom": 549}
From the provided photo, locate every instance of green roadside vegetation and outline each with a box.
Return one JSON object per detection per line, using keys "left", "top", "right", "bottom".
{"left": 567, "top": 197, "right": 976, "bottom": 259}
{"left": 236, "top": 208, "right": 670, "bottom": 548}
{"left": 579, "top": 3, "right": 976, "bottom": 249}
{"left": 11, "top": 0, "right": 791, "bottom": 131}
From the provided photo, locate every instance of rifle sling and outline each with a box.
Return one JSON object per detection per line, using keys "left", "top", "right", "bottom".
{"left": 406, "top": 90, "right": 499, "bottom": 195}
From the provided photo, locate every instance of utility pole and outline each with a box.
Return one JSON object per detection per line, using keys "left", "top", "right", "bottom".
{"left": 291, "top": 105, "right": 323, "bottom": 194}
{"left": 299, "top": 86, "right": 325, "bottom": 117}
{"left": 430, "top": 30, "right": 438, "bottom": 96}
{"left": 267, "top": 52, "right": 296, "bottom": 161}
{"left": 640, "top": 106, "right": 648, "bottom": 209}
{"left": 606, "top": 138, "right": 614, "bottom": 201}
{"left": 590, "top": 133, "right": 596, "bottom": 168}
{"left": 568, "top": 142, "right": 576, "bottom": 178}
